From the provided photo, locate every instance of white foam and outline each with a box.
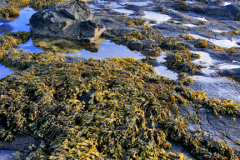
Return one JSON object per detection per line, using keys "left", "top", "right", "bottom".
{"left": 0, "top": 64, "right": 14, "bottom": 79}
{"left": 143, "top": 11, "right": 171, "bottom": 23}
{"left": 189, "top": 34, "right": 240, "bottom": 48}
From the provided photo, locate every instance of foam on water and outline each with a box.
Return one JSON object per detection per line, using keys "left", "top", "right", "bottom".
{"left": 0, "top": 64, "right": 14, "bottom": 79}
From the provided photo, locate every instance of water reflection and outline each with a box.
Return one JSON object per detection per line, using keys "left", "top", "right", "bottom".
{"left": 0, "top": 64, "right": 14, "bottom": 79}
{"left": 9, "top": 7, "right": 36, "bottom": 33}
{"left": 66, "top": 40, "right": 144, "bottom": 59}
{"left": 32, "top": 37, "right": 106, "bottom": 53}
{"left": 19, "top": 38, "right": 44, "bottom": 53}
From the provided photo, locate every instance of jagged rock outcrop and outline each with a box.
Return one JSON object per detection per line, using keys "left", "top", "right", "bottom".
{"left": 30, "top": 1, "right": 105, "bottom": 42}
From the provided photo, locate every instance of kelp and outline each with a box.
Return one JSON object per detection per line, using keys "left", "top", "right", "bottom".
{"left": 165, "top": 50, "right": 203, "bottom": 74}
{"left": 0, "top": 33, "right": 239, "bottom": 160}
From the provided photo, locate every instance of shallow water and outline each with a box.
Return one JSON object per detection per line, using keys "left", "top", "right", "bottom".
{"left": 0, "top": 64, "right": 14, "bottom": 80}
{"left": 0, "top": 2, "right": 239, "bottom": 98}
{"left": 9, "top": 7, "right": 35, "bottom": 33}
{"left": 189, "top": 34, "right": 240, "bottom": 48}
{"left": 191, "top": 51, "right": 216, "bottom": 75}
{"left": 113, "top": 8, "right": 134, "bottom": 14}
{"left": 143, "top": 11, "right": 171, "bottom": 24}
{"left": 155, "top": 54, "right": 178, "bottom": 80}
{"left": 19, "top": 38, "right": 44, "bottom": 53}
{"left": 0, "top": 150, "right": 18, "bottom": 160}
{"left": 65, "top": 40, "right": 145, "bottom": 59}
{"left": 120, "top": 1, "right": 151, "bottom": 6}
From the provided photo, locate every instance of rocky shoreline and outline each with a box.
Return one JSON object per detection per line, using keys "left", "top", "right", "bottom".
{"left": 0, "top": 0, "right": 240, "bottom": 159}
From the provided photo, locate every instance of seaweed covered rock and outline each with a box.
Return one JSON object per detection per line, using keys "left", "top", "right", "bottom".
{"left": 30, "top": 1, "right": 105, "bottom": 42}
{"left": 0, "top": 33, "right": 240, "bottom": 159}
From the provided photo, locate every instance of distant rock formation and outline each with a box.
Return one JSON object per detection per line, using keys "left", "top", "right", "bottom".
{"left": 30, "top": 1, "right": 105, "bottom": 42}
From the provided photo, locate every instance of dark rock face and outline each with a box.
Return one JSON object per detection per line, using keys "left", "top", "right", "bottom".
{"left": 30, "top": 1, "right": 105, "bottom": 42}
{"left": 218, "top": 68, "right": 240, "bottom": 82}
{"left": 225, "top": 4, "right": 240, "bottom": 21}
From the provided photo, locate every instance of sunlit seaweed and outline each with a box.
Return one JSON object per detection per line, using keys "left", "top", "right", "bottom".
{"left": 0, "top": 25, "right": 239, "bottom": 160}
{"left": 165, "top": 50, "right": 203, "bottom": 74}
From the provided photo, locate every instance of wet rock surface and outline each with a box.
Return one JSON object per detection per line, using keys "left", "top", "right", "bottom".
{"left": 0, "top": 0, "right": 240, "bottom": 159}
{"left": 30, "top": 1, "right": 105, "bottom": 42}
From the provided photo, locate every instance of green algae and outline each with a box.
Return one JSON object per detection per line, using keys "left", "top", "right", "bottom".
{"left": 0, "top": 33, "right": 239, "bottom": 159}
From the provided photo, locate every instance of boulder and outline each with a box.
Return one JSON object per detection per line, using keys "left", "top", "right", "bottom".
{"left": 30, "top": 1, "right": 105, "bottom": 42}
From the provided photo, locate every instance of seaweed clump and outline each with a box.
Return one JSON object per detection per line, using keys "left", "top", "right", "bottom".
{"left": 0, "top": 33, "right": 239, "bottom": 160}
{"left": 5, "top": 0, "right": 69, "bottom": 10}
{"left": 0, "top": 7, "right": 19, "bottom": 19}
{"left": 113, "top": 26, "right": 190, "bottom": 51}
{"left": 165, "top": 50, "right": 203, "bottom": 74}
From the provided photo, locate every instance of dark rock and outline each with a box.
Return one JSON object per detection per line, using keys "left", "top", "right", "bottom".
{"left": 128, "top": 40, "right": 143, "bottom": 51}
{"left": 125, "top": 4, "right": 144, "bottom": 11}
{"left": 0, "top": 136, "right": 40, "bottom": 151}
{"left": 197, "top": 108, "right": 240, "bottom": 158}
{"left": 132, "top": 11, "right": 145, "bottom": 16}
{"left": 225, "top": 4, "right": 240, "bottom": 21}
{"left": 30, "top": 1, "right": 105, "bottom": 42}
{"left": 218, "top": 68, "right": 240, "bottom": 82}
{"left": 205, "top": 6, "right": 229, "bottom": 18}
